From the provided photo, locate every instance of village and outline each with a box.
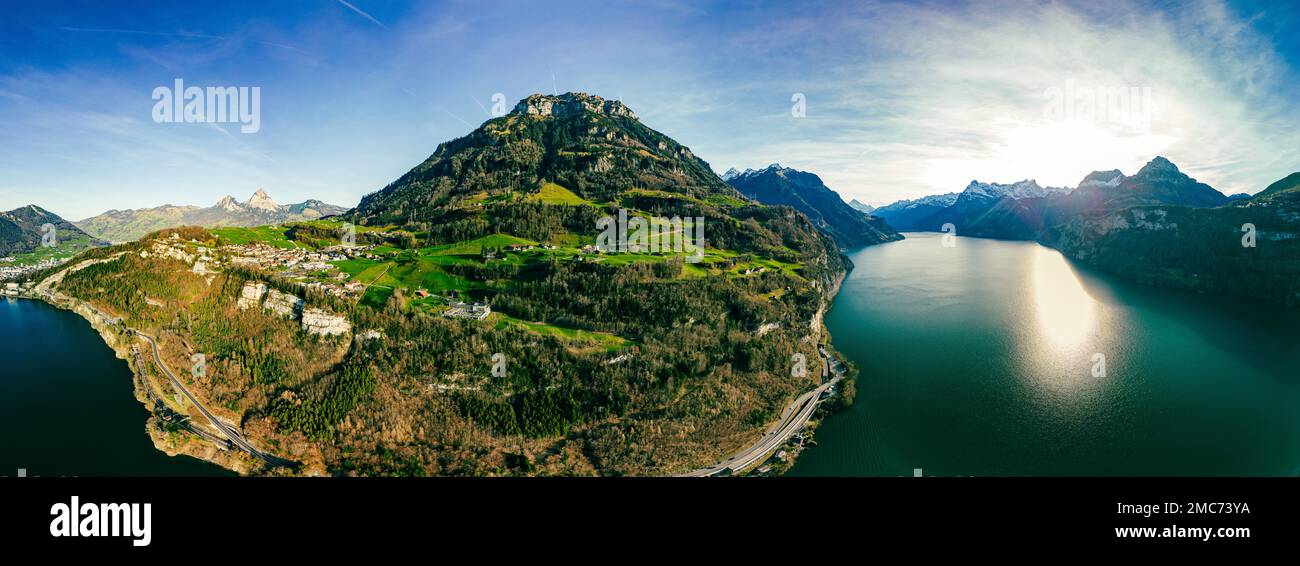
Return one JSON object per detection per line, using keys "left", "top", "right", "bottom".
{"left": 0, "top": 257, "right": 69, "bottom": 283}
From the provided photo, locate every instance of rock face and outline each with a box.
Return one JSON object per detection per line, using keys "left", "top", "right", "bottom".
{"left": 301, "top": 308, "right": 351, "bottom": 337}
{"left": 513, "top": 92, "right": 637, "bottom": 119}
{"left": 349, "top": 91, "right": 760, "bottom": 225}
{"left": 237, "top": 281, "right": 268, "bottom": 309}
{"left": 238, "top": 280, "right": 350, "bottom": 335}
{"left": 264, "top": 289, "right": 305, "bottom": 319}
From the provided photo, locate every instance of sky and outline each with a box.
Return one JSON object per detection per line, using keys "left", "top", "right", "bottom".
{"left": 2, "top": 0, "right": 1298, "bottom": 220}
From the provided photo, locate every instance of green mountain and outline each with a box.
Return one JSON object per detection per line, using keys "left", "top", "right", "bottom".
{"left": 871, "top": 192, "right": 960, "bottom": 230}
{"left": 1051, "top": 171, "right": 1300, "bottom": 305}
{"left": 33, "top": 93, "right": 856, "bottom": 476}
{"left": 0, "top": 205, "right": 105, "bottom": 259}
{"left": 722, "top": 164, "right": 902, "bottom": 248}
{"left": 76, "top": 189, "right": 347, "bottom": 243}
{"left": 1254, "top": 172, "right": 1300, "bottom": 199}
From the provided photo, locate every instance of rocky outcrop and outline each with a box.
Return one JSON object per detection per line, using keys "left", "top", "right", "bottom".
{"left": 301, "top": 308, "right": 351, "bottom": 337}
{"left": 513, "top": 92, "right": 637, "bottom": 119}
{"left": 264, "top": 289, "right": 305, "bottom": 319}
{"left": 237, "top": 281, "right": 268, "bottom": 309}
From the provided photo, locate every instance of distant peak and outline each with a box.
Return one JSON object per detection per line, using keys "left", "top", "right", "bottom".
{"left": 512, "top": 92, "right": 637, "bottom": 119}
{"left": 1079, "top": 169, "right": 1125, "bottom": 190}
{"left": 1139, "top": 156, "right": 1181, "bottom": 175}
{"left": 246, "top": 188, "right": 279, "bottom": 211}
{"left": 723, "top": 164, "right": 795, "bottom": 181}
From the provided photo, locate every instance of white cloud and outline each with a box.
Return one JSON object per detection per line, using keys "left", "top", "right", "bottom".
{"left": 711, "top": 0, "right": 1300, "bottom": 205}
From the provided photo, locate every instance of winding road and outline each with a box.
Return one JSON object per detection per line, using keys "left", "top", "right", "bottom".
{"left": 133, "top": 330, "right": 293, "bottom": 468}
{"left": 680, "top": 348, "right": 845, "bottom": 477}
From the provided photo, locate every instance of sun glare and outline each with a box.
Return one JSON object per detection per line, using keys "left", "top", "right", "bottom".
{"left": 1030, "top": 246, "right": 1097, "bottom": 349}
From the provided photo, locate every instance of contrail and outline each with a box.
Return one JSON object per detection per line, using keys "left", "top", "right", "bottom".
{"left": 336, "top": 0, "right": 388, "bottom": 29}
{"left": 472, "top": 96, "right": 492, "bottom": 117}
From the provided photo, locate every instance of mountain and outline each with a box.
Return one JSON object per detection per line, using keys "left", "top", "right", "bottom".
{"left": 76, "top": 190, "right": 347, "bottom": 243}
{"left": 1253, "top": 172, "right": 1300, "bottom": 199}
{"left": 36, "top": 92, "right": 857, "bottom": 476}
{"left": 871, "top": 192, "right": 960, "bottom": 230}
{"left": 847, "top": 199, "right": 874, "bottom": 214}
{"left": 915, "top": 179, "right": 1071, "bottom": 236}
{"left": 723, "top": 164, "right": 902, "bottom": 248}
{"left": 0, "top": 205, "right": 105, "bottom": 257}
{"left": 879, "top": 157, "right": 1232, "bottom": 238}
{"left": 1051, "top": 170, "right": 1300, "bottom": 305}
{"left": 1062, "top": 156, "right": 1229, "bottom": 211}
{"left": 353, "top": 92, "right": 749, "bottom": 226}
{"left": 868, "top": 157, "right": 1299, "bottom": 304}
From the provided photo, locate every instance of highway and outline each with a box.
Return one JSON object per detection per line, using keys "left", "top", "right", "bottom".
{"left": 680, "top": 349, "right": 844, "bottom": 477}
{"left": 134, "top": 330, "right": 292, "bottom": 468}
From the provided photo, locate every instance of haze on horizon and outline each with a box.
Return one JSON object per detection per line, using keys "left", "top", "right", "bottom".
{"left": 2, "top": 0, "right": 1298, "bottom": 220}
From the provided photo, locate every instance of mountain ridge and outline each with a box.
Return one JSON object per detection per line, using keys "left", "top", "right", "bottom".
{"left": 723, "top": 163, "right": 902, "bottom": 248}
{"left": 76, "top": 189, "right": 347, "bottom": 243}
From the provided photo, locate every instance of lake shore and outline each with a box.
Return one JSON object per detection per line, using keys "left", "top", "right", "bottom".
{"left": 20, "top": 266, "right": 250, "bottom": 476}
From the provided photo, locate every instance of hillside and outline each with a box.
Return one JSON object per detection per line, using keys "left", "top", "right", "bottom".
{"left": 76, "top": 190, "right": 346, "bottom": 243}
{"left": 0, "top": 205, "right": 105, "bottom": 262}
{"left": 32, "top": 93, "right": 857, "bottom": 477}
{"left": 847, "top": 199, "right": 874, "bottom": 214}
{"left": 1051, "top": 172, "right": 1300, "bottom": 305}
{"left": 723, "top": 164, "right": 902, "bottom": 248}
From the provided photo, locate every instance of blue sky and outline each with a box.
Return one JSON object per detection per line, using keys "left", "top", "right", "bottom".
{"left": 2, "top": 0, "right": 1298, "bottom": 220}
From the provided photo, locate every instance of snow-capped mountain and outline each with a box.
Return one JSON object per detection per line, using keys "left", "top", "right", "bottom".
{"left": 848, "top": 199, "right": 875, "bottom": 214}
{"left": 723, "top": 163, "right": 902, "bottom": 247}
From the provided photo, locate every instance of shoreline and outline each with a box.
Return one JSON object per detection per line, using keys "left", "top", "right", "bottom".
{"left": 20, "top": 247, "right": 861, "bottom": 478}
{"left": 19, "top": 277, "right": 253, "bottom": 476}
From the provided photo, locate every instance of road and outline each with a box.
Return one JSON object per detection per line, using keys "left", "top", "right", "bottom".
{"left": 679, "top": 349, "right": 844, "bottom": 477}
{"left": 134, "top": 330, "right": 293, "bottom": 468}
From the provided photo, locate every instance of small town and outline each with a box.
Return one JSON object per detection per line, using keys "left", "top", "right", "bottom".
{"left": 0, "top": 257, "right": 69, "bottom": 283}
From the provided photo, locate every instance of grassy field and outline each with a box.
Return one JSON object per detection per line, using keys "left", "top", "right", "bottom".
{"left": 527, "top": 182, "right": 593, "bottom": 206}
{"left": 425, "top": 233, "right": 537, "bottom": 256}
{"left": 495, "top": 314, "right": 633, "bottom": 353}
{"left": 211, "top": 225, "right": 303, "bottom": 249}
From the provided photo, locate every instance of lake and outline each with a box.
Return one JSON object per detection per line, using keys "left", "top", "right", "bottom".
{"left": 0, "top": 298, "right": 226, "bottom": 476}
{"left": 790, "top": 232, "right": 1300, "bottom": 476}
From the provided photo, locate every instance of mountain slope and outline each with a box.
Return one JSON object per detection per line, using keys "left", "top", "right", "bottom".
{"left": 847, "top": 199, "right": 874, "bottom": 214}
{"left": 353, "top": 93, "right": 743, "bottom": 226}
{"left": 872, "top": 192, "right": 960, "bottom": 230}
{"left": 76, "top": 189, "right": 346, "bottom": 243}
{"left": 36, "top": 93, "right": 858, "bottom": 476}
{"left": 723, "top": 164, "right": 902, "bottom": 248}
{"left": 0, "top": 205, "right": 105, "bottom": 257}
{"left": 1051, "top": 170, "right": 1300, "bottom": 305}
